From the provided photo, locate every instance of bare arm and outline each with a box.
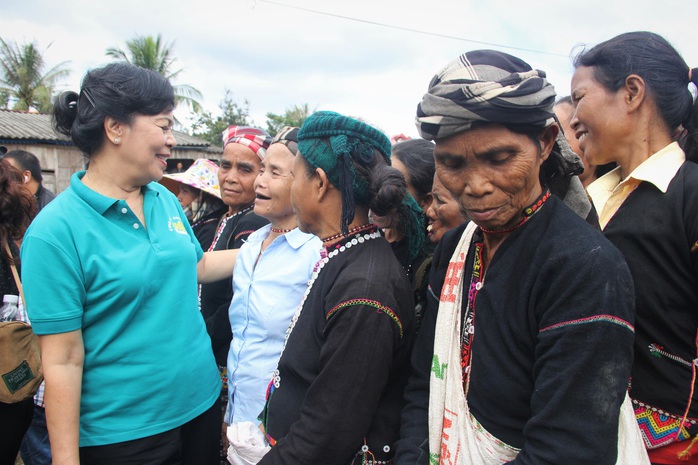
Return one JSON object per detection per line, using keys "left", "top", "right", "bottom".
{"left": 197, "top": 249, "right": 239, "bottom": 283}
{"left": 39, "top": 330, "right": 84, "bottom": 465}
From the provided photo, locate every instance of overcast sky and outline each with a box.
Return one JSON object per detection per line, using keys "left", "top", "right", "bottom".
{"left": 2, "top": 0, "right": 696, "bottom": 139}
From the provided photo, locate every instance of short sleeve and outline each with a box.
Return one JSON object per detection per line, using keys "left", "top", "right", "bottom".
{"left": 21, "top": 234, "right": 85, "bottom": 334}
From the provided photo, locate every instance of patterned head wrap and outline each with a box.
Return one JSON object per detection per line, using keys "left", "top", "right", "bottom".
{"left": 221, "top": 125, "right": 273, "bottom": 160}
{"left": 271, "top": 126, "right": 300, "bottom": 155}
{"left": 416, "top": 49, "right": 591, "bottom": 220}
{"left": 416, "top": 50, "right": 557, "bottom": 139}
{"left": 298, "top": 111, "right": 391, "bottom": 234}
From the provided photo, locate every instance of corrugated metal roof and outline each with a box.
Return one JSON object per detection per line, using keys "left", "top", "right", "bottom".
{"left": 0, "top": 109, "right": 214, "bottom": 149}
{"left": 0, "top": 109, "right": 67, "bottom": 142}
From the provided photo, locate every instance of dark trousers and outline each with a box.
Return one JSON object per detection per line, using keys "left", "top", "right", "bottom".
{"left": 80, "top": 397, "right": 221, "bottom": 465}
{"left": 20, "top": 405, "right": 52, "bottom": 465}
{"left": 0, "top": 398, "right": 34, "bottom": 465}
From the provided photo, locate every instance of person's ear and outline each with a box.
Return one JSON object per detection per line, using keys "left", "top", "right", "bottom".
{"left": 315, "top": 167, "right": 330, "bottom": 202}
{"left": 538, "top": 124, "right": 559, "bottom": 163}
{"left": 104, "top": 116, "right": 124, "bottom": 145}
{"left": 624, "top": 74, "right": 646, "bottom": 112}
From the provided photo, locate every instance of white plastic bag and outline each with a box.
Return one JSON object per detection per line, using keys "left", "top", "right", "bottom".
{"left": 226, "top": 421, "right": 271, "bottom": 465}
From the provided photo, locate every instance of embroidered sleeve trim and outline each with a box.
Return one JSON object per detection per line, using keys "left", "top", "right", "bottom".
{"left": 539, "top": 314, "right": 635, "bottom": 334}
{"left": 326, "top": 299, "right": 403, "bottom": 338}
{"left": 234, "top": 229, "right": 257, "bottom": 242}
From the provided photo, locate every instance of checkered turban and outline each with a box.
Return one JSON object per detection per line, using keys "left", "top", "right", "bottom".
{"left": 416, "top": 50, "right": 557, "bottom": 140}
{"left": 416, "top": 49, "right": 592, "bottom": 220}
{"left": 221, "top": 125, "right": 273, "bottom": 160}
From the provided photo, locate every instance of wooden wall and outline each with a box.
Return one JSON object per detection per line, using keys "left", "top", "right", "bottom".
{"left": 2, "top": 143, "right": 219, "bottom": 194}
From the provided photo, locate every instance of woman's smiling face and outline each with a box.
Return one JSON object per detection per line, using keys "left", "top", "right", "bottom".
{"left": 253, "top": 144, "right": 295, "bottom": 224}
{"left": 569, "top": 65, "right": 630, "bottom": 168}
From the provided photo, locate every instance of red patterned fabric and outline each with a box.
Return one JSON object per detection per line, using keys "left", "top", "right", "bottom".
{"left": 221, "top": 125, "right": 272, "bottom": 159}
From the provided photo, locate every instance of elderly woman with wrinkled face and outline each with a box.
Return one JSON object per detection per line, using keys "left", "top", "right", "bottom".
{"left": 258, "top": 111, "right": 418, "bottom": 465}
{"left": 395, "top": 50, "right": 645, "bottom": 465}
{"left": 224, "top": 128, "right": 322, "bottom": 460}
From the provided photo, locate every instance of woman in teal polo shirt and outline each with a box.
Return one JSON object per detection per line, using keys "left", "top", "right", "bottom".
{"left": 21, "top": 63, "right": 237, "bottom": 465}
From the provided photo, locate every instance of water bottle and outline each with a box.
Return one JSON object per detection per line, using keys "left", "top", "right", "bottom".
{"left": 0, "top": 294, "right": 20, "bottom": 322}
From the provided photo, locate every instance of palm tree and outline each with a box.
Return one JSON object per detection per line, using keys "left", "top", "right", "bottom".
{"left": 106, "top": 34, "right": 203, "bottom": 113}
{"left": 0, "top": 38, "right": 70, "bottom": 113}
{"left": 266, "top": 104, "right": 312, "bottom": 137}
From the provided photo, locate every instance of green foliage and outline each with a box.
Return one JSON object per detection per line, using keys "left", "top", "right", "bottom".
{"left": 106, "top": 34, "right": 203, "bottom": 113}
{"left": 0, "top": 38, "right": 70, "bottom": 113}
{"left": 265, "top": 104, "right": 312, "bottom": 137}
{"left": 191, "top": 90, "right": 252, "bottom": 147}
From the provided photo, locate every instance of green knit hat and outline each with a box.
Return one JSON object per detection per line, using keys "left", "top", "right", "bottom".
{"left": 298, "top": 111, "right": 392, "bottom": 234}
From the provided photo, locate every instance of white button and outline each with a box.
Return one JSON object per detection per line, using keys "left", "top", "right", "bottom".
{"left": 475, "top": 282, "right": 483, "bottom": 290}
{"left": 383, "top": 445, "right": 390, "bottom": 453}
{"left": 121, "top": 207, "right": 128, "bottom": 214}
{"left": 133, "top": 223, "right": 140, "bottom": 229}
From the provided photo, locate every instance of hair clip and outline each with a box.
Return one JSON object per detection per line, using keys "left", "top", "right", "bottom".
{"left": 82, "top": 89, "right": 97, "bottom": 108}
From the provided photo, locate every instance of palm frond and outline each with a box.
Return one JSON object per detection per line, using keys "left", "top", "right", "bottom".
{"left": 105, "top": 34, "right": 203, "bottom": 114}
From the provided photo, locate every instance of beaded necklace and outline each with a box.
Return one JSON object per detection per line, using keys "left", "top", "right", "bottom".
{"left": 270, "top": 227, "right": 382, "bottom": 391}
{"left": 207, "top": 204, "right": 254, "bottom": 252}
{"left": 480, "top": 190, "right": 551, "bottom": 235}
{"left": 270, "top": 227, "right": 293, "bottom": 234}
{"left": 321, "top": 223, "right": 375, "bottom": 243}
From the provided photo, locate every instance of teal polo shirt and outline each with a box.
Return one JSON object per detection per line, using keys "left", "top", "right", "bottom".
{"left": 21, "top": 171, "right": 221, "bottom": 447}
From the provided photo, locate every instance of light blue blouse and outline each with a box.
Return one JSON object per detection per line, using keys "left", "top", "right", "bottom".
{"left": 225, "top": 224, "right": 322, "bottom": 424}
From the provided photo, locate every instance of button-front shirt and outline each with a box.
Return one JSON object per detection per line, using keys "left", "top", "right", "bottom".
{"left": 225, "top": 225, "right": 321, "bottom": 424}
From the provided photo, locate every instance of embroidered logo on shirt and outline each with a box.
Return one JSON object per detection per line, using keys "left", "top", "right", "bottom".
{"left": 168, "top": 216, "right": 188, "bottom": 235}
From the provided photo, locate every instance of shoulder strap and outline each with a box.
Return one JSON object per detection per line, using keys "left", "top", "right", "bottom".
{"left": 5, "top": 242, "right": 25, "bottom": 307}
{"left": 413, "top": 254, "right": 433, "bottom": 293}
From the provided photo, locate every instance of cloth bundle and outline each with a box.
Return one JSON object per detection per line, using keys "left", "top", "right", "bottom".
{"left": 226, "top": 421, "right": 270, "bottom": 465}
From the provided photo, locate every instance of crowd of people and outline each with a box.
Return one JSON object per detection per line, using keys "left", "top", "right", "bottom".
{"left": 1, "top": 29, "right": 697, "bottom": 465}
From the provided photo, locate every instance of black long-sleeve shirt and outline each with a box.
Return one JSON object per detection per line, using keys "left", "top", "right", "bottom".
{"left": 602, "top": 161, "right": 698, "bottom": 433}
{"left": 395, "top": 195, "right": 636, "bottom": 465}
{"left": 261, "top": 232, "right": 415, "bottom": 465}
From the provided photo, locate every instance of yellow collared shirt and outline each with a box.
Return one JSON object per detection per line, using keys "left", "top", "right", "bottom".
{"left": 587, "top": 142, "right": 686, "bottom": 230}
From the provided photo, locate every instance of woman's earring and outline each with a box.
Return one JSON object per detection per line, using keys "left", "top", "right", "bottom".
{"left": 114, "top": 138, "right": 120, "bottom": 144}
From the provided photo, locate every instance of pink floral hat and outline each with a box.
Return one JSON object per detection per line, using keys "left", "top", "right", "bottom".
{"left": 161, "top": 159, "right": 221, "bottom": 199}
